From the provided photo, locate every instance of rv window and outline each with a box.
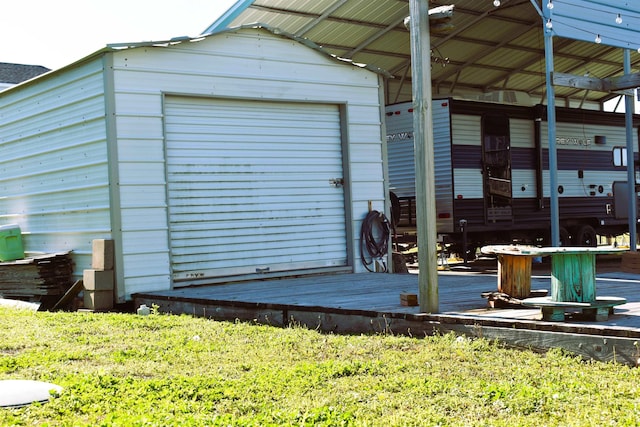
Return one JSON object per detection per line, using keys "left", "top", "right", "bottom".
{"left": 613, "top": 147, "right": 627, "bottom": 167}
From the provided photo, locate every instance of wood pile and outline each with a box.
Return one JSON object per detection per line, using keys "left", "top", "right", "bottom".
{"left": 0, "top": 252, "right": 73, "bottom": 307}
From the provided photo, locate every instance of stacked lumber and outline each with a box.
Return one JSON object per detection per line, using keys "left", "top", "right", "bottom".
{"left": 621, "top": 251, "right": 640, "bottom": 274}
{"left": 0, "top": 252, "right": 73, "bottom": 301}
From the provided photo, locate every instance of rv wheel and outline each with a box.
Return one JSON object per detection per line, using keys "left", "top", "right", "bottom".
{"left": 574, "top": 225, "right": 597, "bottom": 247}
{"left": 389, "top": 191, "right": 401, "bottom": 228}
{"left": 559, "top": 227, "right": 571, "bottom": 247}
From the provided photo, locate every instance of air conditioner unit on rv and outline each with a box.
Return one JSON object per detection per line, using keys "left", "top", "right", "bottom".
{"left": 458, "top": 91, "right": 533, "bottom": 106}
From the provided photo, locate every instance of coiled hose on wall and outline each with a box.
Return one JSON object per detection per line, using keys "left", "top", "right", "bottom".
{"left": 360, "top": 210, "right": 390, "bottom": 272}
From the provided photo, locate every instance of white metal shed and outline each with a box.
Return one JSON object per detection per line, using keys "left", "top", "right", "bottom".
{"left": 0, "top": 26, "right": 389, "bottom": 301}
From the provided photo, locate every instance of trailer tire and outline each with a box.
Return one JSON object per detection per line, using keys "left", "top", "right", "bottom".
{"left": 559, "top": 227, "right": 571, "bottom": 247}
{"left": 574, "top": 224, "right": 597, "bottom": 247}
{"left": 389, "top": 191, "right": 401, "bottom": 228}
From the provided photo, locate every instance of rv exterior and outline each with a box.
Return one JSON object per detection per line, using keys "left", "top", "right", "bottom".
{"left": 386, "top": 98, "right": 640, "bottom": 254}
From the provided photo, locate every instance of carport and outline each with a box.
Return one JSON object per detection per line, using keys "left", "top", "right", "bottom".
{"left": 204, "top": 0, "right": 640, "bottom": 312}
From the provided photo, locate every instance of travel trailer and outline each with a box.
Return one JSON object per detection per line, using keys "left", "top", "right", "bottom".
{"left": 386, "top": 98, "right": 640, "bottom": 255}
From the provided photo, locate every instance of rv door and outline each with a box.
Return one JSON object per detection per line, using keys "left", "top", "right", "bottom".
{"left": 482, "top": 113, "right": 513, "bottom": 223}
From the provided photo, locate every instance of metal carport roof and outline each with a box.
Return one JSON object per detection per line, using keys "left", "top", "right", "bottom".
{"left": 205, "top": 0, "right": 639, "bottom": 109}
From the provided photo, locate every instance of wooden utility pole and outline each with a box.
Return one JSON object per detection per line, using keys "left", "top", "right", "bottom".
{"left": 409, "top": 0, "right": 438, "bottom": 313}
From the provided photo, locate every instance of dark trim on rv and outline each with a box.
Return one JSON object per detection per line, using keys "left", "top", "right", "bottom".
{"left": 536, "top": 104, "right": 640, "bottom": 127}
{"left": 447, "top": 98, "right": 534, "bottom": 120}
{"left": 534, "top": 114, "right": 544, "bottom": 209}
{"left": 452, "top": 145, "right": 621, "bottom": 171}
{"left": 446, "top": 99, "right": 640, "bottom": 127}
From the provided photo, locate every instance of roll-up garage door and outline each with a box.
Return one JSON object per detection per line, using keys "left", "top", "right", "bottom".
{"left": 164, "top": 96, "right": 348, "bottom": 283}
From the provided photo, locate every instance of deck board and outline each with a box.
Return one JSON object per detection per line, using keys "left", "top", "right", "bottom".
{"left": 133, "top": 261, "right": 640, "bottom": 365}
{"left": 137, "top": 270, "right": 640, "bottom": 325}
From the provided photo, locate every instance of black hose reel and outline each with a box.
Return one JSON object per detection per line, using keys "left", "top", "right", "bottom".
{"left": 360, "top": 210, "right": 390, "bottom": 272}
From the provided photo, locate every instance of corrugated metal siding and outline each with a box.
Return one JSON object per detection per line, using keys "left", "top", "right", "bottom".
{"left": 433, "top": 100, "right": 454, "bottom": 233}
{"left": 164, "top": 96, "right": 348, "bottom": 281}
{"left": 451, "top": 113, "right": 481, "bottom": 146}
{"left": 384, "top": 98, "right": 638, "bottom": 237}
{"left": 384, "top": 103, "right": 414, "bottom": 198}
{"left": 540, "top": 120, "right": 635, "bottom": 198}
{"left": 450, "top": 113, "right": 482, "bottom": 208}
{"left": 384, "top": 99, "right": 455, "bottom": 232}
{"left": 110, "top": 28, "right": 384, "bottom": 294}
{"left": 542, "top": 121, "right": 635, "bottom": 153}
{"left": 509, "top": 118, "right": 534, "bottom": 149}
{"left": 0, "top": 60, "right": 110, "bottom": 278}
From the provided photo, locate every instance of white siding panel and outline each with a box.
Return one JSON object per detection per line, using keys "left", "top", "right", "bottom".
{"left": 113, "top": 92, "right": 162, "bottom": 115}
{"left": 117, "top": 140, "right": 166, "bottom": 162}
{"left": 119, "top": 186, "right": 168, "bottom": 208}
{"left": 511, "top": 169, "right": 538, "bottom": 198}
{"left": 453, "top": 168, "right": 484, "bottom": 199}
{"left": 164, "top": 96, "right": 348, "bottom": 281}
{"left": 115, "top": 68, "right": 380, "bottom": 105}
{"left": 120, "top": 208, "right": 168, "bottom": 231}
{"left": 117, "top": 163, "right": 166, "bottom": 185}
{"left": 0, "top": 189, "right": 109, "bottom": 216}
{"left": 350, "top": 143, "right": 384, "bottom": 163}
{"left": 116, "top": 116, "right": 164, "bottom": 139}
{"left": 510, "top": 118, "right": 534, "bottom": 148}
{"left": 121, "top": 252, "right": 171, "bottom": 279}
{"left": 451, "top": 114, "right": 481, "bottom": 146}
{"left": 542, "top": 170, "right": 628, "bottom": 198}
{"left": 121, "top": 230, "right": 170, "bottom": 253}
{"left": 350, "top": 162, "right": 385, "bottom": 184}
{"left": 111, "top": 28, "right": 384, "bottom": 292}
{"left": 541, "top": 121, "right": 636, "bottom": 150}
{"left": 0, "top": 60, "right": 110, "bottom": 280}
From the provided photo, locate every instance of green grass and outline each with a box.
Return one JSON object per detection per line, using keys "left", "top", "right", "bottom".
{"left": 1, "top": 307, "right": 640, "bottom": 426}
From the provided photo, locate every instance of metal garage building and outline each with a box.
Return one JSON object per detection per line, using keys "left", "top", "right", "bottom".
{"left": 0, "top": 26, "right": 389, "bottom": 301}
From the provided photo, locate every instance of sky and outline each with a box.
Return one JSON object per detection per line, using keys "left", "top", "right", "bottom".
{"left": 2, "top": 0, "right": 238, "bottom": 70}
{"left": 1, "top": 0, "right": 637, "bottom": 112}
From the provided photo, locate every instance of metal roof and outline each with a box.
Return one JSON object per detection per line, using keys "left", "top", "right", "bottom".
{"left": 205, "top": 0, "right": 640, "bottom": 109}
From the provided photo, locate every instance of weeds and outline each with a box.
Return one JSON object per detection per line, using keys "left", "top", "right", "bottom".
{"left": 1, "top": 308, "right": 640, "bottom": 426}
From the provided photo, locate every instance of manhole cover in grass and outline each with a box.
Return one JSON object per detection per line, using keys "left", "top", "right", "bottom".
{"left": 0, "top": 380, "right": 63, "bottom": 408}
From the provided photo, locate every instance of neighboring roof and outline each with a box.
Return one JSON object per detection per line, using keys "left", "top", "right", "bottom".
{"left": 0, "top": 62, "right": 50, "bottom": 84}
{"left": 204, "top": 0, "right": 640, "bottom": 108}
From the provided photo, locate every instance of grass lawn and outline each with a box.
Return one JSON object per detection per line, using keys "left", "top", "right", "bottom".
{"left": 1, "top": 306, "right": 639, "bottom": 426}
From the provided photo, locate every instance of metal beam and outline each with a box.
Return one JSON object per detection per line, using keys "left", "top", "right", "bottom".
{"left": 295, "top": 0, "right": 349, "bottom": 37}
{"left": 624, "top": 50, "right": 637, "bottom": 251}
{"left": 344, "top": 17, "right": 407, "bottom": 59}
{"left": 433, "top": 21, "right": 538, "bottom": 87}
{"left": 544, "top": 11, "right": 561, "bottom": 247}
{"left": 202, "top": 0, "right": 255, "bottom": 34}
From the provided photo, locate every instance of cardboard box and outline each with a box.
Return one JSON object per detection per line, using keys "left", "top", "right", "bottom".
{"left": 400, "top": 293, "right": 418, "bottom": 306}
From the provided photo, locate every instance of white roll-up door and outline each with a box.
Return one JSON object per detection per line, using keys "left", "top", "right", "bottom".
{"left": 164, "top": 96, "right": 348, "bottom": 283}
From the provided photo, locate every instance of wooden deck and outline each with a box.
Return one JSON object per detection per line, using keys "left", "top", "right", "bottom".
{"left": 133, "top": 258, "right": 640, "bottom": 366}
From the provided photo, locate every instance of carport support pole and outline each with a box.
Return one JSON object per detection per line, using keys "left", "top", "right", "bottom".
{"left": 624, "top": 50, "right": 637, "bottom": 251}
{"left": 543, "top": 13, "right": 561, "bottom": 247}
{"left": 409, "top": 0, "right": 439, "bottom": 313}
